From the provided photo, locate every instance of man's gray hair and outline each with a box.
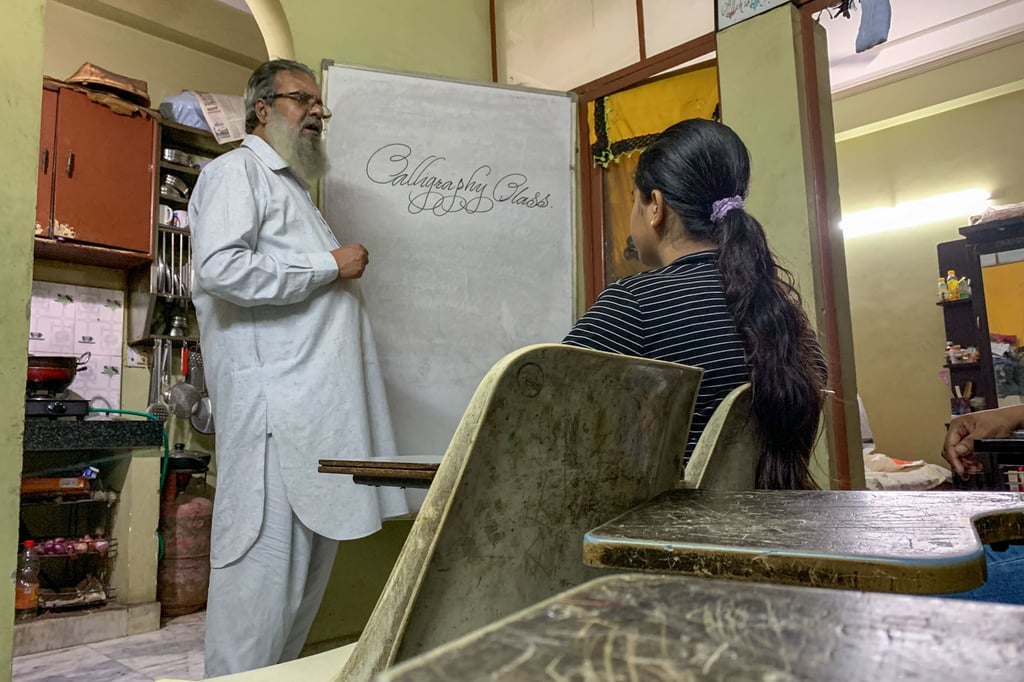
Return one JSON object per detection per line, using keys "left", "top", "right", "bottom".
{"left": 244, "top": 59, "right": 318, "bottom": 133}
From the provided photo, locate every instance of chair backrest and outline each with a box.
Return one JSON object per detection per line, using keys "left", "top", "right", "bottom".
{"left": 682, "top": 382, "right": 758, "bottom": 490}
{"left": 338, "top": 344, "right": 703, "bottom": 681}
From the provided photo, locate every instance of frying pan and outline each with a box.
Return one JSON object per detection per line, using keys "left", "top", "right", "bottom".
{"left": 27, "top": 352, "right": 90, "bottom": 393}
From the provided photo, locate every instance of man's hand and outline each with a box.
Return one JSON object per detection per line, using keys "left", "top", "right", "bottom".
{"left": 943, "top": 405, "right": 1024, "bottom": 478}
{"left": 331, "top": 243, "right": 369, "bottom": 279}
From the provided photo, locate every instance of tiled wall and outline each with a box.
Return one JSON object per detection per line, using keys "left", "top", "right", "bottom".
{"left": 28, "top": 282, "right": 124, "bottom": 411}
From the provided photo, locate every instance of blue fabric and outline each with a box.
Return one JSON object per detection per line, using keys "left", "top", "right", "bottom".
{"left": 942, "top": 543, "right": 1024, "bottom": 605}
{"left": 856, "top": 0, "right": 892, "bottom": 53}
{"left": 157, "top": 91, "right": 211, "bottom": 132}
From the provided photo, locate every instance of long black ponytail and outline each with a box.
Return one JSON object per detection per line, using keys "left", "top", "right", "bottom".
{"left": 634, "top": 119, "right": 826, "bottom": 489}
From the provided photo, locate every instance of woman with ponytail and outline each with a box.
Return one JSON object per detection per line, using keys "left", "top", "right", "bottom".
{"left": 564, "top": 118, "right": 826, "bottom": 489}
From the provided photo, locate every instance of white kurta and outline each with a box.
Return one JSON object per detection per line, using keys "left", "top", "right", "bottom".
{"left": 189, "top": 135, "right": 407, "bottom": 568}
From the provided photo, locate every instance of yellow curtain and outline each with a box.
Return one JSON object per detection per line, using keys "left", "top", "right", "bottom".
{"left": 588, "top": 64, "right": 719, "bottom": 168}
{"left": 589, "top": 64, "right": 720, "bottom": 284}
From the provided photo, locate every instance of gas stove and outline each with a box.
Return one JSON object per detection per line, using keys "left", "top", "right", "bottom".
{"left": 25, "top": 390, "right": 90, "bottom": 420}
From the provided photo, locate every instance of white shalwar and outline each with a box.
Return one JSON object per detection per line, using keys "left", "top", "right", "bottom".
{"left": 189, "top": 135, "right": 408, "bottom": 676}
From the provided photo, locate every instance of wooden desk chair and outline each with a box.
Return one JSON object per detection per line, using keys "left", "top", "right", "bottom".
{"left": 681, "top": 382, "right": 757, "bottom": 490}
{"left": 160, "top": 343, "right": 703, "bottom": 682}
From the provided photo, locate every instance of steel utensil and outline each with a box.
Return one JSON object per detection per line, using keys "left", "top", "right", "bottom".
{"left": 167, "top": 380, "right": 200, "bottom": 418}
{"left": 166, "top": 343, "right": 200, "bottom": 418}
{"left": 162, "top": 148, "right": 192, "bottom": 166}
{"left": 189, "top": 349, "right": 214, "bottom": 435}
{"left": 146, "top": 339, "right": 169, "bottom": 423}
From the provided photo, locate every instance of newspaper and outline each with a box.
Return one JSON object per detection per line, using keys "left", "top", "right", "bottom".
{"left": 191, "top": 91, "right": 246, "bottom": 144}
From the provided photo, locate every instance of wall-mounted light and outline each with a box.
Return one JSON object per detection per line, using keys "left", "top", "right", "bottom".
{"left": 840, "top": 189, "right": 991, "bottom": 239}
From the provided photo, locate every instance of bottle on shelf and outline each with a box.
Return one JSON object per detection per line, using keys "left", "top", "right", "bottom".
{"left": 946, "top": 269, "right": 959, "bottom": 300}
{"left": 958, "top": 277, "right": 972, "bottom": 299}
{"left": 937, "top": 277, "right": 949, "bottom": 302}
{"left": 15, "top": 540, "right": 40, "bottom": 621}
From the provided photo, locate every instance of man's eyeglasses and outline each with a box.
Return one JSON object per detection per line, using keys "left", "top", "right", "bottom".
{"left": 264, "top": 91, "right": 332, "bottom": 119}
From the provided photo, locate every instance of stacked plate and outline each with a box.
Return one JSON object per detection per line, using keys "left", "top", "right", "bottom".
{"left": 162, "top": 147, "right": 193, "bottom": 166}
{"left": 160, "top": 174, "right": 190, "bottom": 202}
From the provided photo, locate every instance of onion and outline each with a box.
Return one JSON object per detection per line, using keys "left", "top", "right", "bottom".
{"left": 51, "top": 542, "right": 68, "bottom": 555}
{"left": 92, "top": 539, "right": 110, "bottom": 554}
{"left": 73, "top": 541, "right": 89, "bottom": 553}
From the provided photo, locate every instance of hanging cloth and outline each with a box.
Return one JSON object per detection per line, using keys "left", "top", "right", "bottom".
{"left": 588, "top": 63, "right": 719, "bottom": 168}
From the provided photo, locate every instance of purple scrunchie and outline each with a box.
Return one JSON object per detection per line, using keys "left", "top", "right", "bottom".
{"left": 710, "top": 195, "right": 745, "bottom": 224}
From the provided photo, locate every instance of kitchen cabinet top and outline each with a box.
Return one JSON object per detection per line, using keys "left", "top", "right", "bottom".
{"left": 23, "top": 419, "right": 163, "bottom": 452}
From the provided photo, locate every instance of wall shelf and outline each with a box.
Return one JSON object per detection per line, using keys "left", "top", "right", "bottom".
{"left": 159, "top": 160, "right": 200, "bottom": 177}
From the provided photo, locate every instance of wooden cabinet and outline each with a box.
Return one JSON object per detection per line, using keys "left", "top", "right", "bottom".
{"left": 35, "top": 88, "right": 58, "bottom": 239}
{"left": 35, "top": 82, "right": 157, "bottom": 267}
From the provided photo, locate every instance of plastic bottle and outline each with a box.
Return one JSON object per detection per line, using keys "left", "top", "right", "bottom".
{"left": 958, "top": 277, "right": 971, "bottom": 299}
{"left": 946, "top": 270, "right": 959, "bottom": 300}
{"left": 937, "top": 277, "right": 948, "bottom": 302}
{"left": 15, "top": 540, "right": 40, "bottom": 621}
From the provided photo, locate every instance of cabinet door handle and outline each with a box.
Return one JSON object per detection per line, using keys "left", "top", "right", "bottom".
{"left": 40, "top": 149, "right": 49, "bottom": 175}
{"left": 65, "top": 151, "right": 75, "bottom": 178}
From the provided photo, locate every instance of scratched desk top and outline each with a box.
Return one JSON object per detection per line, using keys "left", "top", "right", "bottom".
{"left": 583, "top": 489, "right": 1024, "bottom": 593}
{"left": 378, "top": 573, "right": 1024, "bottom": 682}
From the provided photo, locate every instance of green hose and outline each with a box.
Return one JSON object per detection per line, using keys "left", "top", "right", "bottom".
{"left": 86, "top": 408, "right": 170, "bottom": 491}
{"left": 88, "top": 408, "right": 170, "bottom": 561}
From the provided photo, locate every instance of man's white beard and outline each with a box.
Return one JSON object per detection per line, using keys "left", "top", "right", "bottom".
{"left": 264, "top": 111, "right": 328, "bottom": 181}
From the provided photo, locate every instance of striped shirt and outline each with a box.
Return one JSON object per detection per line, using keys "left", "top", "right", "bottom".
{"left": 563, "top": 251, "right": 749, "bottom": 459}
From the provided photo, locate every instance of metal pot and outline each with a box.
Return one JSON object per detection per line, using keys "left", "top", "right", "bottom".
{"left": 27, "top": 352, "right": 90, "bottom": 394}
{"left": 167, "top": 443, "right": 211, "bottom": 471}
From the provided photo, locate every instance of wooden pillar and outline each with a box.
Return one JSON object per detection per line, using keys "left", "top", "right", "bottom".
{"left": 717, "top": 3, "right": 863, "bottom": 489}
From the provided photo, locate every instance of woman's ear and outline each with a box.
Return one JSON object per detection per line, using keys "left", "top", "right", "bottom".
{"left": 648, "top": 189, "right": 667, "bottom": 235}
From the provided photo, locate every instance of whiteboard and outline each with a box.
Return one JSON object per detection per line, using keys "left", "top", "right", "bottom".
{"left": 321, "top": 64, "right": 577, "bottom": 458}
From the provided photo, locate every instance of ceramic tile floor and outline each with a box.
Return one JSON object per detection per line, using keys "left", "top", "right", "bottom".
{"left": 13, "top": 611, "right": 205, "bottom": 682}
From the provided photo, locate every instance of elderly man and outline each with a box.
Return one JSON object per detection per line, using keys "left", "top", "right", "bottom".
{"left": 189, "top": 59, "right": 407, "bottom": 676}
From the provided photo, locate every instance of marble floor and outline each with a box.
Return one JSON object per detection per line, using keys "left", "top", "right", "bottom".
{"left": 13, "top": 611, "right": 205, "bottom": 681}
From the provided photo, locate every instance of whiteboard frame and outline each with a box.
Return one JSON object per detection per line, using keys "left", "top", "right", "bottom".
{"left": 318, "top": 59, "right": 582, "bottom": 315}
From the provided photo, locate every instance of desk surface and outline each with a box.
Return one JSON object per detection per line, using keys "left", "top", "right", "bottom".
{"left": 319, "top": 458, "right": 440, "bottom": 489}
{"left": 583, "top": 489, "right": 1024, "bottom": 593}
{"left": 379, "top": 573, "right": 1024, "bottom": 681}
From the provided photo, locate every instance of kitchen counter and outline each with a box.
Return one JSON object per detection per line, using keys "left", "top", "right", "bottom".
{"left": 22, "top": 418, "right": 163, "bottom": 452}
